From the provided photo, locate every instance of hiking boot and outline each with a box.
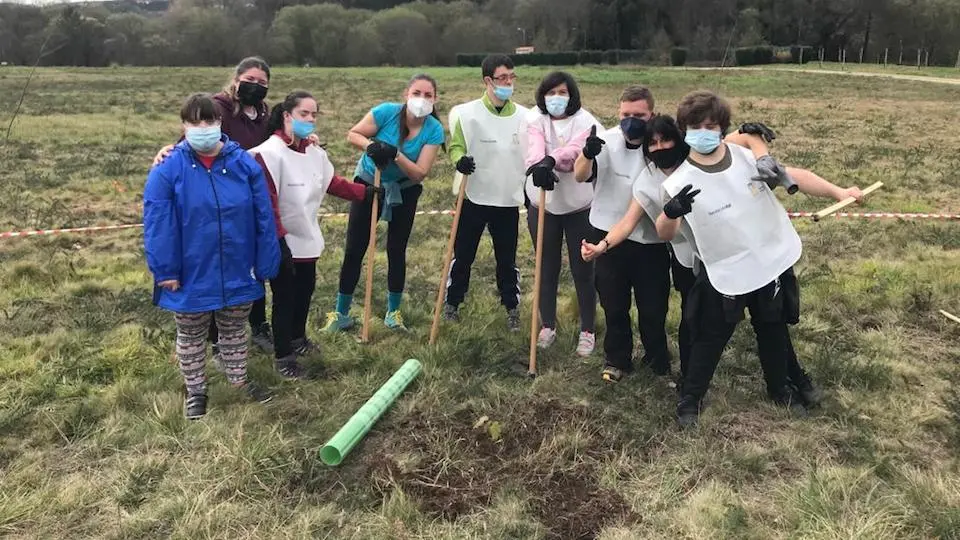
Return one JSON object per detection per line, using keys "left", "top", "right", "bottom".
{"left": 537, "top": 327, "right": 557, "bottom": 349}
{"left": 442, "top": 304, "right": 460, "bottom": 322}
{"left": 241, "top": 381, "right": 273, "bottom": 404}
{"left": 210, "top": 344, "right": 225, "bottom": 373}
{"left": 506, "top": 307, "right": 521, "bottom": 332}
{"left": 601, "top": 364, "right": 624, "bottom": 383}
{"left": 676, "top": 394, "right": 702, "bottom": 428}
{"left": 771, "top": 385, "right": 809, "bottom": 416}
{"left": 321, "top": 312, "right": 354, "bottom": 333}
{"left": 251, "top": 323, "right": 274, "bottom": 353}
{"left": 184, "top": 392, "right": 207, "bottom": 420}
{"left": 291, "top": 337, "right": 319, "bottom": 357}
{"left": 576, "top": 331, "right": 596, "bottom": 357}
{"left": 384, "top": 310, "right": 407, "bottom": 330}
{"left": 795, "top": 378, "right": 823, "bottom": 408}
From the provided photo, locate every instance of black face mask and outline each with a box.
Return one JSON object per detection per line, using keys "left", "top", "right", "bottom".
{"left": 648, "top": 145, "right": 687, "bottom": 170}
{"left": 237, "top": 81, "right": 268, "bottom": 106}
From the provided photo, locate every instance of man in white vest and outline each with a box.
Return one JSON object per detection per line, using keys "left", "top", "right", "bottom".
{"left": 443, "top": 54, "right": 529, "bottom": 331}
{"left": 657, "top": 90, "right": 838, "bottom": 427}
{"left": 571, "top": 85, "right": 672, "bottom": 383}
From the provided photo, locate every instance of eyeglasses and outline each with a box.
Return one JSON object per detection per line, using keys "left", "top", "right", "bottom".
{"left": 491, "top": 73, "right": 517, "bottom": 83}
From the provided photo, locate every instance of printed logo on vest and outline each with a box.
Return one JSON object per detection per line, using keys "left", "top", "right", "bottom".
{"left": 479, "top": 138, "right": 498, "bottom": 143}
{"left": 708, "top": 203, "right": 732, "bottom": 216}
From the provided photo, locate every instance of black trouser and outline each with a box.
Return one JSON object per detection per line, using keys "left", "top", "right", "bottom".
{"left": 673, "top": 262, "right": 810, "bottom": 392}
{"left": 682, "top": 269, "right": 803, "bottom": 400}
{"left": 338, "top": 179, "right": 422, "bottom": 296}
{"left": 270, "top": 261, "right": 317, "bottom": 359}
{"left": 669, "top": 251, "right": 697, "bottom": 379}
{"left": 445, "top": 199, "right": 520, "bottom": 310}
{"left": 207, "top": 297, "right": 266, "bottom": 343}
{"left": 594, "top": 231, "right": 671, "bottom": 371}
{"left": 525, "top": 205, "right": 596, "bottom": 332}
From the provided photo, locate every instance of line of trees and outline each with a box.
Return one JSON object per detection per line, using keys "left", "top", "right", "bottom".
{"left": 1, "top": 0, "right": 959, "bottom": 68}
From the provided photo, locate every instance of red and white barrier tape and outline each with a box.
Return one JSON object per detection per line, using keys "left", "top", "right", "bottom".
{"left": 0, "top": 209, "right": 956, "bottom": 240}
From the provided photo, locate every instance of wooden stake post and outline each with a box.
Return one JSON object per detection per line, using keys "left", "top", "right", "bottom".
{"left": 429, "top": 174, "right": 469, "bottom": 345}
{"left": 812, "top": 181, "right": 883, "bottom": 221}
{"left": 361, "top": 169, "right": 381, "bottom": 343}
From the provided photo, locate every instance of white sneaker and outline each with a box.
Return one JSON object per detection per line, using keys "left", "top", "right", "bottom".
{"left": 576, "top": 331, "right": 596, "bottom": 357}
{"left": 537, "top": 327, "right": 557, "bottom": 349}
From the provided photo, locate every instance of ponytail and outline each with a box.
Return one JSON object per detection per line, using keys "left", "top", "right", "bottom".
{"left": 266, "top": 90, "right": 314, "bottom": 138}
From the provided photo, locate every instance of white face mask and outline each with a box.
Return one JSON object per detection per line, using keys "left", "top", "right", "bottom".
{"left": 406, "top": 96, "right": 434, "bottom": 118}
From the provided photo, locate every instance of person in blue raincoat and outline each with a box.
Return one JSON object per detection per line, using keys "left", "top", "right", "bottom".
{"left": 322, "top": 73, "right": 446, "bottom": 333}
{"left": 143, "top": 92, "right": 281, "bottom": 420}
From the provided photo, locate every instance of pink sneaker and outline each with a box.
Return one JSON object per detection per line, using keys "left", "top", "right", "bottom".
{"left": 576, "top": 331, "right": 596, "bottom": 357}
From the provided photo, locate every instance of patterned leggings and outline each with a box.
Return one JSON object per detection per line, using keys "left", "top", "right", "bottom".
{"left": 175, "top": 303, "right": 252, "bottom": 395}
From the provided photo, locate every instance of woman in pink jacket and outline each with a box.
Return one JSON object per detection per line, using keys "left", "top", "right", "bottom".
{"left": 524, "top": 71, "right": 603, "bottom": 356}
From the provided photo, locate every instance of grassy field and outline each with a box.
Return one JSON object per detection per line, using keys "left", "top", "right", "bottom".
{"left": 0, "top": 65, "right": 959, "bottom": 539}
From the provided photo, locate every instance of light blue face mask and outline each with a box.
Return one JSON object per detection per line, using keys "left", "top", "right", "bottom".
{"left": 185, "top": 125, "right": 221, "bottom": 153}
{"left": 684, "top": 128, "right": 722, "bottom": 155}
{"left": 292, "top": 119, "right": 315, "bottom": 139}
{"left": 493, "top": 85, "right": 514, "bottom": 101}
{"left": 545, "top": 95, "right": 569, "bottom": 117}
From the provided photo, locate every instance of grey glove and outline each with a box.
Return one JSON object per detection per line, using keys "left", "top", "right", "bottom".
{"left": 753, "top": 155, "right": 784, "bottom": 186}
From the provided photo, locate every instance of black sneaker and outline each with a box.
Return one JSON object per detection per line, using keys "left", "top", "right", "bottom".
{"left": 275, "top": 354, "right": 305, "bottom": 379}
{"left": 771, "top": 385, "right": 809, "bottom": 416}
{"left": 640, "top": 355, "right": 672, "bottom": 377}
{"left": 442, "top": 304, "right": 460, "bottom": 322}
{"left": 795, "top": 379, "right": 823, "bottom": 408}
{"left": 676, "top": 394, "right": 701, "bottom": 428}
{"left": 506, "top": 307, "right": 521, "bottom": 332}
{"left": 185, "top": 393, "right": 207, "bottom": 419}
{"left": 291, "top": 337, "right": 319, "bottom": 357}
{"left": 251, "top": 323, "right": 275, "bottom": 354}
{"left": 242, "top": 381, "right": 273, "bottom": 404}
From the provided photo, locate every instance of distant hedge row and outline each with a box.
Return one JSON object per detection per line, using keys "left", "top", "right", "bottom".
{"left": 456, "top": 45, "right": 814, "bottom": 67}
{"left": 455, "top": 48, "right": 693, "bottom": 67}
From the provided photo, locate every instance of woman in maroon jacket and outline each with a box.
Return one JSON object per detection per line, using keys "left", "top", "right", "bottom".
{"left": 152, "top": 57, "right": 291, "bottom": 358}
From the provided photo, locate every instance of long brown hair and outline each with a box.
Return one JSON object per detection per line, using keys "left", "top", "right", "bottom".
{"left": 222, "top": 56, "right": 271, "bottom": 116}
{"left": 398, "top": 73, "right": 445, "bottom": 152}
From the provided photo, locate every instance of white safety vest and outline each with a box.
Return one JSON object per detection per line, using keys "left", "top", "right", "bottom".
{"left": 661, "top": 144, "right": 802, "bottom": 295}
{"left": 590, "top": 127, "right": 661, "bottom": 243}
{"left": 633, "top": 164, "right": 698, "bottom": 268}
{"left": 448, "top": 99, "right": 528, "bottom": 207}
{"left": 525, "top": 108, "right": 602, "bottom": 215}
{"left": 249, "top": 135, "right": 334, "bottom": 259}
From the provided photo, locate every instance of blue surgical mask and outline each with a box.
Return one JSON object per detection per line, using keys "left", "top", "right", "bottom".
{"left": 619, "top": 117, "right": 647, "bottom": 142}
{"left": 545, "top": 95, "right": 569, "bottom": 117}
{"left": 684, "top": 128, "right": 722, "bottom": 155}
{"left": 185, "top": 125, "right": 221, "bottom": 153}
{"left": 292, "top": 119, "right": 315, "bottom": 139}
{"left": 493, "top": 85, "right": 514, "bottom": 101}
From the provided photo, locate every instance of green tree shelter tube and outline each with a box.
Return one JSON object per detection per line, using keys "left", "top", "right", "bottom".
{"left": 320, "top": 358, "right": 422, "bottom": 466}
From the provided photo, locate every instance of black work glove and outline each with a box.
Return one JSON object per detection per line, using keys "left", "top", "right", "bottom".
{"left": 739, "top": 122, "right": 777, "bottom": 143}
{"left": 364, "top": 183, "right": 385, "bottom": 203}
{"left": 664, "top": 184, "right": 701, "bottom": 219}
{"left": 365, "top": 141, "right": 398, "bottom": 170}
{"left": 456, "top": 155, "right": 476, "bottom": 175}
{"left": 582, "top": 125, "right": 605, "bottom": 160}
{"left": 278, "top": 236, "right": 295, "bottom": 275}
{"left": 525, "top": 156, "right": 558, "bottom": 191}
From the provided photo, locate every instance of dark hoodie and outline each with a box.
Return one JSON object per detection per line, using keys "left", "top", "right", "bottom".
{"left": 212, "top": 93, "right": 270, "bottom": 151}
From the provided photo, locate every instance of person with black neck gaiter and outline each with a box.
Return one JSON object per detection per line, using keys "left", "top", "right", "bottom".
{"left": 573, "top": 85, "right": 672, "bottom": 383}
